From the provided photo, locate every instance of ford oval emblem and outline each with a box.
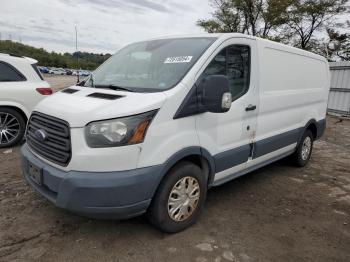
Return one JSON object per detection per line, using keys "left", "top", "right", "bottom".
{"left": 34, "top": 129, "right": 48, "bottom": 142}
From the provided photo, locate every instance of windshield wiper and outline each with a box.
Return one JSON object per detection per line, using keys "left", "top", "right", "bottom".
{"left": 94, "top": 84, "right": 135, "bottom": 92}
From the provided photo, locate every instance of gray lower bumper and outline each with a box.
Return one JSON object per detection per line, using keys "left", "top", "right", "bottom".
{"left": 21, "top": 144, "right": 163, "bottom": 219}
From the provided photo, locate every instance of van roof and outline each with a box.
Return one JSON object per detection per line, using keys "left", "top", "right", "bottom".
{"left": 143, "top": 33, "right": 326, "bottom": 62}
{"left": 145, "top": 33, "right": 254, "bottom": 41}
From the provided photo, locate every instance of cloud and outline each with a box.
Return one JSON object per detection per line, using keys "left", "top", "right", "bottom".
{"left": 125, "top": 0, "right": 169, "bottom": 12}
{"left": 61, "top": 0, "right": 170, "bottom": 13}
{"left": 0, "top": 0, "right": 213, "bottom": 53}
{"left": 0, "top": 21, "right": 26, "bottom": 31}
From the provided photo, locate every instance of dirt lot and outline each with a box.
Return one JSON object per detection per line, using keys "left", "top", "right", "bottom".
{"left": 44, "top": 74, "right": 78, "bottom": 91}
{"left": 0, "top": 76, "right": 349, "bottom": 261}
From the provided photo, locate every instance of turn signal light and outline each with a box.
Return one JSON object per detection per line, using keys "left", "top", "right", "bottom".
{"left": 36, "top": 88, "right": 53, "bottom": 95}
{"left": 128, "top": 120, "right": 150, "bottom": 144}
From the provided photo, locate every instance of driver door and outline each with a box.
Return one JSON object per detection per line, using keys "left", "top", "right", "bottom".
{"left": 195, "top": 38, "right": 259, "bottom": 183}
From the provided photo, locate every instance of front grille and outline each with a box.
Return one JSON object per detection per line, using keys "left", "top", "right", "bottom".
{"left": 26, "top": 112, "right": 71, "bottom": 166}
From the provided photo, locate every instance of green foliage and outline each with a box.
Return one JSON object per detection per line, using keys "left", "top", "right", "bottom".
{"left": 285, "top": 0, "right": 347, "bottom": 50}
{"left": 197, "top": 0, "right": 293, "bottom": 37}
{"left": 0, "top": 40, "right": 111, "bottom": 70}
{"left": 197, "top": 0, "right": 350, "bottom": 61}
{"left": 197, "top": 1, "right": 244, "bottom": 33}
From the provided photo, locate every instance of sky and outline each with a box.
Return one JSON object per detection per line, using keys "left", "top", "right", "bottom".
{"left": 0, "top": 0, "right": 213, "bottom": 54}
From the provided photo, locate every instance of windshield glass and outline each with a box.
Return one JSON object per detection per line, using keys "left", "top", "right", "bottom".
{"left": 84, "top": 37, "right": 216, "bottom": 92}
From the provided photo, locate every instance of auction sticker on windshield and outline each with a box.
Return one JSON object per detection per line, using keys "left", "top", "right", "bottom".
{"left": 164, "top": 56, "right": 193, "bottom": 64}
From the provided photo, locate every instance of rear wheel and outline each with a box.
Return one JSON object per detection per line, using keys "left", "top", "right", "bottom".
{"left": 291, "top": 130, "right": 314, "bottom": 167}
{"left": 147, "top": 161, "right": 207, "bottom": 233}
{"left": 0, "top": 108, "right": 26, "bottom": 148}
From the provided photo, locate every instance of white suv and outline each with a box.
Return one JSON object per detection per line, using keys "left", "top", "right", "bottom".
{"left": 0, "top": 53, "right": 52, "bottom": 148}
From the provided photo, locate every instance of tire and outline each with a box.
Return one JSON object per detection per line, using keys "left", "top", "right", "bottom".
{"left": 290, "top": 130, "right": 314, "bottom": 167}
{"left": 147, "top": 161, "right": 207, "bottom": 233}
{"left": 0, "top": 108, "right": 26, "bottom": 148}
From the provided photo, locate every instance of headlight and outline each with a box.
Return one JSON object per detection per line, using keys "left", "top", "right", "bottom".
{"left": 85, "top": 110, "right": 157, "bottom": 148}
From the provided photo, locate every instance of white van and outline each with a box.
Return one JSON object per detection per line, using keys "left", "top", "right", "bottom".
{"left": 21, "top": 34, "right": 330, "bottom": 233}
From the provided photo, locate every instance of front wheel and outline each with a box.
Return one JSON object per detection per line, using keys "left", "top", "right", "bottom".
{"left": 290, "top": 130, "right": 314, "bottom": 167}
{"left": 0, "top": 108, "right": 26, "bottom": 148}
{"left": 147, "top": 161, "right": 207, "bottom": 233}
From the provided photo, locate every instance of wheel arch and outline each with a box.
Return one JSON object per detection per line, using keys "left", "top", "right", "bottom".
{"left": 0, "top": 105, "right": 28, "bottom": 123}
{"left": 298, "top": 119, "right": 318, "bottom": 146}
{"left": 306, "top": 122, "right": 318, "bottom": 139}
{"left": 156, "top": 147, "right": 216, "bottom": 191}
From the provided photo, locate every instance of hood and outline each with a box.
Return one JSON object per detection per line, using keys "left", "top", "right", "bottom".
{"left": 34, "top": 86, "right": 167, "bottom": 127}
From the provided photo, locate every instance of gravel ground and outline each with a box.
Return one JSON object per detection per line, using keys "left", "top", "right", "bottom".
{"left": 0, "top": 76, "right": 349, "bottom": 261}
{"left": 44, "top": 74, "right": 79, "bottom": 91}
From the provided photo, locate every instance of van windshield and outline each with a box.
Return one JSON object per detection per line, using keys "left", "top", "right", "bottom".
{"left": 84, "top": 37, "right": 216, "bottom": 92}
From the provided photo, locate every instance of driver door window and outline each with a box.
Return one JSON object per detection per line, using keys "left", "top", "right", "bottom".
{"left": 203, "top": 45, "right": 250, "bottom": 101}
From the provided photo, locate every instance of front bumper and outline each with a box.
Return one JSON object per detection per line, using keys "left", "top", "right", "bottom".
{"left": 21, "top": 144, "right": 163, "bottom": 219}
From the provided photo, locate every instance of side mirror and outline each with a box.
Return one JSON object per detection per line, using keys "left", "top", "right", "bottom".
{"left": 199, "top": 75, "right": 232, "bottom": 113}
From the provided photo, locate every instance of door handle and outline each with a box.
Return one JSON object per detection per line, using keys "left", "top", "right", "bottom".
{"left": 245, "top": 105, "right": 256, "bottom": 111}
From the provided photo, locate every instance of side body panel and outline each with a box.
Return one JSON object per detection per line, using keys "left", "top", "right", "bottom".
{"left": 257, "top": 40, "right": 329, "bottom": 136}
{"left": 212, "top": 38, "right": 330, "bottom": 184}
{"left": 247, "top": 40, "right": 329, "bottom": 168}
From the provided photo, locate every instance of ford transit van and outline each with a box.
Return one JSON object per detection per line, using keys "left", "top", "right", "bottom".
{"left": 21, "top": 34, "right": 330, "bottom": 233}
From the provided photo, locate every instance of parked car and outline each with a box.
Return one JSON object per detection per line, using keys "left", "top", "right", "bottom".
{"left": 0, "top": 53, "right": 52, "bottom": 147}
{"left": 48, "top": 68, "right": 66, "bottom": 75}
{"left": 81, "top": 70, "right": 91, "bottom": 76}
{"left": 65, "top": 69, "right": 73, "bottom": 75}
{"left": 72, "top": 70, "right": 90, "bottom": 77}
{"left": 21, "top": 34, "right": 330, "bottom": 233}
{"left": 38, "top": 66, "right": 49, "bottom": 74}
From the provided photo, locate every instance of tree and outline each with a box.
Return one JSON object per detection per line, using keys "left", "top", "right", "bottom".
{"left": 320, "top": 25, "right": 350, "bottom": 60}
{"left": 197, "top": 0, "right": 293, "bottom": 38}
{"left": 283, "top": 0, "right": 347, "bottom": 50}
{"left": 260, "top": 0, "right": 295, "bottom": 37}
{"left": 0, "top": 40, "right": 111, "bottom": 69}
{"left": 197, "top": 0, "right": 246, "bottom": 33}
{"left": 197, "top": 0, "right": 350, "bottom": 60}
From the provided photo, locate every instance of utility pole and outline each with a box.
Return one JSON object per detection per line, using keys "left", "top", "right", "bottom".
{"left": 75, "top": 25, "right": 80, "bottom": 83}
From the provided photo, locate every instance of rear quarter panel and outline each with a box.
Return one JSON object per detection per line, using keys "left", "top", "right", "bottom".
{"left": 0, "top": 81, "right": 50, "bottom": 118}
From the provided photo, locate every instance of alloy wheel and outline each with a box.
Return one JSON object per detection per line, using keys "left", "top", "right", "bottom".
{"left": 0, "top": 112, "right": 20, "bottom": 146}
